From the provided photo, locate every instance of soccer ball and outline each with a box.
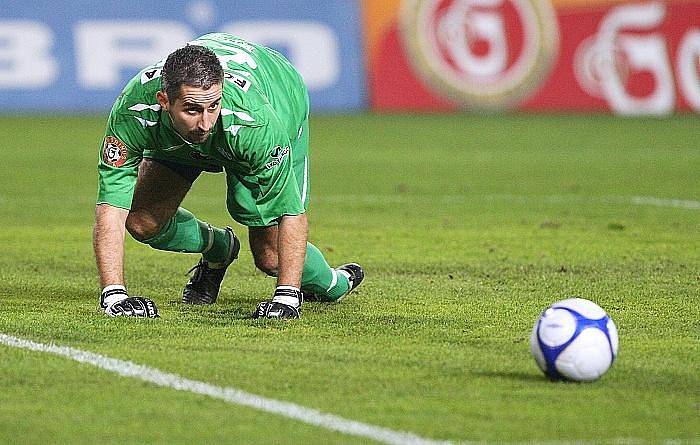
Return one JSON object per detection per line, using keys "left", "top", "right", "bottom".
{"left": 530, "top": 298, "right": 619, "bottom": 382}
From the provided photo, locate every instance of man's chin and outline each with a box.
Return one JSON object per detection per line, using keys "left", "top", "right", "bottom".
{"left": 187, "top": 133, "right": 209, "bottom": 144}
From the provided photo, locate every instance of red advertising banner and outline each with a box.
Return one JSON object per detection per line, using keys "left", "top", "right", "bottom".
{"left": 364, "top": 0, "right": 700, "bottom": 114}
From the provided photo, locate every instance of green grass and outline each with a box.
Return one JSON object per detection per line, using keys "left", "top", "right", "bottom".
{"left": 0, "top": 114, "right": 698, "bottom": 444}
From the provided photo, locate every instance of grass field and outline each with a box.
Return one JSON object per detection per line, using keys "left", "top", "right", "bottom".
{"left": 0, "top": 114, "right": 698, "bottom": 444}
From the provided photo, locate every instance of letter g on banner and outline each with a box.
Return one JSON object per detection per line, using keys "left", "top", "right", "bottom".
{"left": 400, "top": 0, "right": 559, "bottom": 111}
{"left": 574, "top": 2, "right": 675, "bottom": 116}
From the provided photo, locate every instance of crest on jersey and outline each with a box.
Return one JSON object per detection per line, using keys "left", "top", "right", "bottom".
{"left": 102, "top": 136, "right": 128, "bottom": 167}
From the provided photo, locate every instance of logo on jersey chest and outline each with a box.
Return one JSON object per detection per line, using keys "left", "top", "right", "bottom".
{"left": 190, "top": 151, "right": 212, "bottom": 161}
{"left": 102, "top": 136, "right": 128, "bottom": 167}
{"left": 265, "top": 146, "right": 290, "bottom": 170}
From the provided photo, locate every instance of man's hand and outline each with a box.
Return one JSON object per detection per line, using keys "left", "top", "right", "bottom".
{"left": 100, "top": 285, "right": 160, "bottom": 318}
{"left": 253, "top": 286, "right": 303, "bottom": 319}
{"left": 105, "top": 297, "right": 160, "bottom": 318}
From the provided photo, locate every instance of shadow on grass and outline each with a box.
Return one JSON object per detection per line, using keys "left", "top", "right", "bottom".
{"left": 166, "top": 299, "right": 255, "bottom": 322}
{"left": 473, "top": 370, "right": 546, "bottom": 383}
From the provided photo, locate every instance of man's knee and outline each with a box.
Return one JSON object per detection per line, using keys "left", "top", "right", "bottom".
{"left": 249, "top": 226, "right": 279, "bottom": 277}
{"left": 126, "top": 211, "right": 164, "bottom": 241}
{"left": 253, "top": 252, "right": 278, "bottom": 277}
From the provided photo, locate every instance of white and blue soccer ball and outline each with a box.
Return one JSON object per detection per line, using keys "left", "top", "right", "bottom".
{"left": 530, "top": 298, "right": 619, "bottom": 382}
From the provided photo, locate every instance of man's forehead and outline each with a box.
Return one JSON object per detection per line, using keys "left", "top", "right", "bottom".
{"left": 178, "top": 84, "right": 222, "bottom": 104}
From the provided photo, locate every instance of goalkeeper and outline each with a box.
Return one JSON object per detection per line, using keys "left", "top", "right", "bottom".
{"left": 94, "top": 33, "right": 363, "bottom": 319}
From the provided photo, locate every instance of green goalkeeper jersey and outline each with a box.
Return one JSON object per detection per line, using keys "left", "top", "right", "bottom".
{"left": 97, "top": 33, "right": 309, "bottom": 225}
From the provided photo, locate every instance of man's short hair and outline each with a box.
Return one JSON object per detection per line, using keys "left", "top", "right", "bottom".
{"left": 161, "top": 45, "right": 224, "bottom": 102}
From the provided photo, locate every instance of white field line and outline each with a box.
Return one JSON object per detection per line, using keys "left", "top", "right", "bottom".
{"left": 629, "top": 196, "right": 700, "bottom": 210}
{"left": 1, "top": 338, "right": 691, "bottom": 445}
{"left": 0, "top": 333, "right": 452, "bottom": 445}
{"left": 315, "top": 194, "right": 700, "bottom": 210}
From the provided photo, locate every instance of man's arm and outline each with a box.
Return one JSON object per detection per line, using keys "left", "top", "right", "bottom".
{"left": 93, "top": 203, "right": 159, "bottom": 318}
{"left": 276, "top": 213, "right": 308, "bottom": 288}
{"left": 251, "top": 213, "right": 308, "bottom": 319}
{"left": 93, "top": 203, "right": 128, "bottom": 288}
{"left": 234, "top": 119, "right": 308, "bottom": 318}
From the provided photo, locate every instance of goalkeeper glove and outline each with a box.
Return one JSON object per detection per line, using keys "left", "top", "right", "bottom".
{"left": 253, "top": 286, "right": 302, "bottom": 319}
{"left": 100, "top": 285, "right": 160, "bottom": 318}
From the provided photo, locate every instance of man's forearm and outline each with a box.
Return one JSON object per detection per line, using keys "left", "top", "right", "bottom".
{"left": 276, "top": 213, "right": 308, "bottom": 288}
{"left": 93, "top": 204, "right": 129, "bottom": 289}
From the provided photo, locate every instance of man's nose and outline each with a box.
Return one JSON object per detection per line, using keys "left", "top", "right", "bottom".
{"left": 198, "top": 113, "right": 212, "bottom": 131}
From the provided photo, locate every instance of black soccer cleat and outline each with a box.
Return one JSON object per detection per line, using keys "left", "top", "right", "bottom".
{"left": 335, "top": 263, "right": 364, "bottom": 301}
{"left": 182, "top": 227, "right": 240, "bottom": 305}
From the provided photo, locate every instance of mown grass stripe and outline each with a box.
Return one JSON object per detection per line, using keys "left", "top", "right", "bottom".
{"left": 0, "top": 333, "right": 453, "bottom": 445}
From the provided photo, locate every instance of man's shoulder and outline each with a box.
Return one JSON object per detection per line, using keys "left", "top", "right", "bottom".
{"left": 219, "top": 76, "right": 272, "bottom": 135}
{"left": 112, "top": 62, "right": 163, "bottom": 116}
{"left": 190, "top": 33, "right": 265, "bottom": 57}
{"left": 192, "top": 33, "right": 297, "bottom": 82}
{"left": 109, "top": 65, "right": 163, "bottom": 133}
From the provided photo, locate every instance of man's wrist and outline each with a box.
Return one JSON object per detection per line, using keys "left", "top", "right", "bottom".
{"left": 100, "top": 284, "right": 128, "bottom": 308}
{"left": 272, "top": 285, "right": 303, "bottom": 308}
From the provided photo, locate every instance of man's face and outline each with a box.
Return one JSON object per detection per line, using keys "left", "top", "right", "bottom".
{"left": 157, "top": 83, "right": 223, "bottom": 144}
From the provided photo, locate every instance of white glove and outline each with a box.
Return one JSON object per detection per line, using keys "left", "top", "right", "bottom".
{"left": 100, "top": 285, "right": 159, "bottom": 318}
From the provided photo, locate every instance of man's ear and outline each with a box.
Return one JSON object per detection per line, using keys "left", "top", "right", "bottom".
{"left": 156, "top": 91, "right": 169, "bottom": 111}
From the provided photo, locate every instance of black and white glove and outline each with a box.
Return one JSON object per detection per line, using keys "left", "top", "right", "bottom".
{"left": 253, "top": 286, "right": 303, "bottom": 319}
{"left": 100, "top": 285, "right": 160, "bottom": 318}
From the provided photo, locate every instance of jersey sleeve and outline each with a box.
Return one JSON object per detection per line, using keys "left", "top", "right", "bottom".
{"left": 96, "top": 111, "right": 146, "bottom": 210}
{"left": 232, "top": 107, "right": 304, "bottom": 225}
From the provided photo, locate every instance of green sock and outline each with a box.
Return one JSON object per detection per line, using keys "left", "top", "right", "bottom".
{"left": 143, "top": 208, "right": 230, "bottom": 263}
{"left": 202, "top": 226, "right": 232, "bottom": 265}
{"left": 301, "top": 243, "right": 350, "bottom": 301}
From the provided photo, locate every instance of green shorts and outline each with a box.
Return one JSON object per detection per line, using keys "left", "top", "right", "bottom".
{"left": 225, "top": 118, "right": 310, "bottom": 227}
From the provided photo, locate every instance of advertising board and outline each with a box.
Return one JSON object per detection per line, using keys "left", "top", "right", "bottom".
{"left": 365, "top": 0, "right": 700, "bottom": 115}
{"left": 0, "top": 0, "right": 365, "bottom": 112}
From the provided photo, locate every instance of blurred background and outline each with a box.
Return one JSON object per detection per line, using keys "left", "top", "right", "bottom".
{"left": 1, "top": 0, "right": 698, "bottom": 115}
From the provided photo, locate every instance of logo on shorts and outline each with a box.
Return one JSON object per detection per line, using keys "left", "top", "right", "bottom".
{"left": 265, "top": 146, "right": 290, "bottom": 170}
{"left": 102, "top": 136, "right": 128, "bottom": 167}
{"left": 400, "top": 0, "right": 559, "bottom": 110}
